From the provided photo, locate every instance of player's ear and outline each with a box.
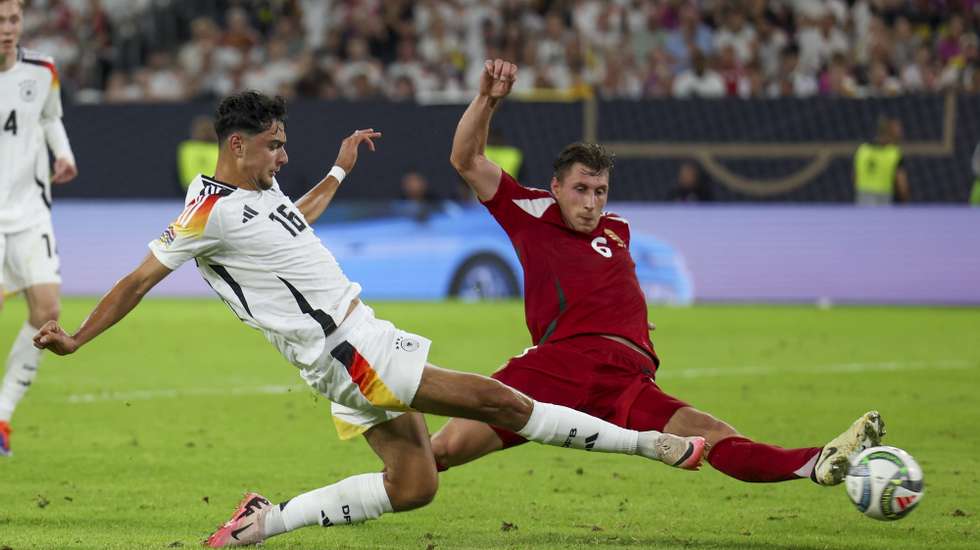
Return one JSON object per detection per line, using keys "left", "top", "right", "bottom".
{"left": 228, "top": 133, "right": 245, "bottom": 158}
{"left": 550, "top": 176, "right": 561, "bottom": 194}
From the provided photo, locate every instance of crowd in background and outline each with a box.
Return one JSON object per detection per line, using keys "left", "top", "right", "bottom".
{"left": 18, "top": 0, "right": 980, "bottom": 103}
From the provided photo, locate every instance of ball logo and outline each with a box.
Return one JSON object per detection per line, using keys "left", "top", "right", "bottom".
{"left": 20, "top": 80, "right": 37, "bottom": 102}
{"left": 396, "top": 336, "right": 421, "bottom": 352}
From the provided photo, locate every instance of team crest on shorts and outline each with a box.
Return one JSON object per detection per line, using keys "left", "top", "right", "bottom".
{"left": 395, "top": 336, "right": 421, "bottom": 352}
{"left": 20, "top": 80, "right": 38, "bottom": 102}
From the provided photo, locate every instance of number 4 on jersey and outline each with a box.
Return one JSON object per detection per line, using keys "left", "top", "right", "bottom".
{"left": 3, "top": 110, "right": 16, "bottom": 136}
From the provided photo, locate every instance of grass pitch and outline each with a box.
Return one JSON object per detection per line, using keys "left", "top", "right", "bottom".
{"left": 0, "top": 298, "right": 978, "bottom": 549}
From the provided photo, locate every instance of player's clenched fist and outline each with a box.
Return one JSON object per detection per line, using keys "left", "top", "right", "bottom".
{"left": 480, "top": 59, "right": 517, "bottom": 99}
{"left": 33, "top": 320, "right": 78, "bottom": 355}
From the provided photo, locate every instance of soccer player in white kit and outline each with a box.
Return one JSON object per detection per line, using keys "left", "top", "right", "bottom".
{"left": 0, "top": 0, "right": 78, "bottom": 456}
{"left": 34, "top": 91, "right": 704, "bottom": 547}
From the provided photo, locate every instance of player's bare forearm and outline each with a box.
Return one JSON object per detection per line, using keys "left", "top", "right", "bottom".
{"left": 34, "top": 253, "right": 171, "bottom": 354}
{"left": 450, "top": 94, "right": 502, "bottom": 201}
{"left": 451, "top": 59, "right": 517, "bottom": 201}
{"left": 295, "top": 176, "right": 341, "bottom": 224}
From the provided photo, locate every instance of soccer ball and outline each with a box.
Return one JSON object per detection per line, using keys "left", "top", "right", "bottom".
{"left": 845, "top": 446, "right": 924, "bottom": 521}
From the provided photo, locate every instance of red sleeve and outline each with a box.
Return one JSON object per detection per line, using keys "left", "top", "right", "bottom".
{"left": 481, "top": 170, "right": 553, "bottom": 237}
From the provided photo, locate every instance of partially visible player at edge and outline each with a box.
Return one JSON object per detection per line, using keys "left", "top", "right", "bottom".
{"left": 432, "top": 58, "right": 884, "bottom": 489}
{"left": 34, "top": 91, "right": 705, "bottom": 547}
{"left": 0, "top": 0, "right": 78, "bottom": 456}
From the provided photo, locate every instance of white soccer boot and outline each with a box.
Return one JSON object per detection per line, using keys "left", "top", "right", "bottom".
{"left": 813, "top": 410, "right": 885, "bottom": 486}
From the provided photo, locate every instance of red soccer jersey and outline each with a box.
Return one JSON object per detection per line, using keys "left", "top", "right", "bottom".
{"left": 482, "top": 171, "right": 659, "bottom": 366}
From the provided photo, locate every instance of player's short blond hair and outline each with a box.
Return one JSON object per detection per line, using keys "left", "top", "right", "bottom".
{"left": 0, "top": 0, "right": 25, "bottom": 8}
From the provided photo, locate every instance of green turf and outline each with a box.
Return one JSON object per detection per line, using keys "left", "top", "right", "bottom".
{"left": 0, "top": 298, "right": 978, "bottom": 549}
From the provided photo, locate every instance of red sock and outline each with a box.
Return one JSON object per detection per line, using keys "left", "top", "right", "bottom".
{"left": 707, "top": 436, "right": 821, "bottom": 483}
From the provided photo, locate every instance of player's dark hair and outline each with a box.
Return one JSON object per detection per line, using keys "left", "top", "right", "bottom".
{"left": 553, "top": 142, "right": 615, "bottom": 180}
{"left": 214, "top": 91, "right": 287, "bottom": 143}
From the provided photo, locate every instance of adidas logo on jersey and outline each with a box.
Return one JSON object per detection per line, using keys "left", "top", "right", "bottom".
{"left": 242, "top": 205, "right": 258, "bottom": 223}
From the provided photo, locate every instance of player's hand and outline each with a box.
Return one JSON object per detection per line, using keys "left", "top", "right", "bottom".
{"left": 333, "top": 129, "right": 382, "bottom": 174}
{"left": 648, "top": 321, "right": 657, "bottom": 332}
{"left": 32, "top": 320, "right": 79, "bottom": 355}
{"left": 479, "top": 59, "right": 517, "bottom": 99}
{"left": 52, "top": 157, "right": 78, "bottom": 184}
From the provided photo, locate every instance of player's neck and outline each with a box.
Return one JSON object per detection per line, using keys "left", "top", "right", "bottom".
{"left": 213, "top": 160, "right": 260, "bottom": 191}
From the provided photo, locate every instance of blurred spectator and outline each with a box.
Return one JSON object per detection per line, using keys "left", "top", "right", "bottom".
{"left": 176, "top": 116, "right": 219, "bottom": 192}
{"left": 400, "top": 171, "right": 442, "bottom": 222}
{"left": 769, "top": 44, "right": 818, "bottom": 97}
{"left": 672, "top": 49, "right": 725, "bottom": 98}
{"left": 666, "top": 161, "right": 713, "bottom": 202}
{"left": 854, "top": 116, "right": 909, "bottom": 205}
{"left": 714, "top": 7, "right": 755, "bottom": 64}
{"left": 16, "top": 0, "right": 980, "bottom": 104}
{"left": 664, "top": 3, "right": 714, "bottom": 72}
{"left": 484, "top": 128, "right": 524, "bottom": 181}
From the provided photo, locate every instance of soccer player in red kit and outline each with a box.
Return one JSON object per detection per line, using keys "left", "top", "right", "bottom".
{"left": 433, "top": 58, "right": 884, "bottom": 487}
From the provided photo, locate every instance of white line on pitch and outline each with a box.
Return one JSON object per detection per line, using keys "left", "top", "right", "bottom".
{"left": 61, "top": 359, "right": 976, "bottom": 404}
{"left": 660, "top": 359, "right": 975, "bottom": 379}
{"left": 65, "top": 384, "right": 309, "bottom": 404}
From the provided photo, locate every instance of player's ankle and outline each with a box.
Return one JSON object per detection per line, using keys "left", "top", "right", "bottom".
{"left": 635, "top": 431, "right": 666, "bottom": 461}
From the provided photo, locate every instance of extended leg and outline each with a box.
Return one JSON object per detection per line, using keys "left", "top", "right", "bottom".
{"left": 412, "top": 365, "right": 704, "bottom": 469}
{"left": 206, "top": 413, "right": 437, "bottom": 547}
{"left": 0, "top": 284, "right": 59, "bottom": 434}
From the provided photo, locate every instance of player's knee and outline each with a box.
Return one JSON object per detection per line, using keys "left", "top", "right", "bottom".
{"left": 697, "top": 414, "right": 738, "bottom": 446}
{"left": 430, "top": 435, "right": 452, "bottom": 470}
{"left": 670, "top": 408, "right": 738, "bottom": 446}
{"left": 476, "top": 380, "right": 531, "bottom": 430}
{"left": 29, "top": 303, "right": 60, "bottom": 327}
{"left": 384, "top": 465, "right": 438, "bottom": 511}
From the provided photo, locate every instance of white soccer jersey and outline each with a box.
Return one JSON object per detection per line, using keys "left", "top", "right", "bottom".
{"left": 0, "top": 48, "right": 63, "bottom": 233}
{"left": 149, "top": 174, "right": 362, "bottom": 367}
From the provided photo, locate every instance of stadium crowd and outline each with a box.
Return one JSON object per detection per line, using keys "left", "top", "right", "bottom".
{"left": 17, "top": 0, "right": 980, "bottom": 103}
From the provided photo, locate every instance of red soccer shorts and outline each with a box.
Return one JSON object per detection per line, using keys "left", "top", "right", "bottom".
{"left": 490, "top": 335, "right": 690, "bottom": 448}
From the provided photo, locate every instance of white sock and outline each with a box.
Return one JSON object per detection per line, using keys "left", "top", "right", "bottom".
{"left": 263, "top": 473, "right": 393, "bottom": 537}
{"left": 0, "top": 322, "right": 43, "bottom": 422}
{"left": 516, "top": 401, "right": 645, "bottom": 455}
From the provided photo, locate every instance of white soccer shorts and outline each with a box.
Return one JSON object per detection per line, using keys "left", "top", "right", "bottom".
{"left": 300, "top": 303, "right": 431, "bottom": 440}
{"left": 1, "top": 219, "right": 61, "bottom": 294}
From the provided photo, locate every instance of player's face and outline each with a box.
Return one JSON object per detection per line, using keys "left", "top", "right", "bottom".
{"left": 242, "top": 120, "right": 288, "bottom": 190}
{"left": 0, "top": 1, "right": 23, "bottom": 60}
{"left": 551, "top": 163, "right": 609, "bottom": 233}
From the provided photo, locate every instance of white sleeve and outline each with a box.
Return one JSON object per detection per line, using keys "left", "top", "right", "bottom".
{"left": 148, "top": 195, "right": 224, "bottom": 270}
{"left": 42, "top": 117, "right": 74, "bottom": 164}
{"left": 40, "top": 70, "right": 74, "bottom": 163}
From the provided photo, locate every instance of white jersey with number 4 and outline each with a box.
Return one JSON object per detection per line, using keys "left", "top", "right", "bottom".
{"left": 149, "top": 174, "right": 362, "bottom": 367}
{"left": 0, "top": 48, "right": 63, "bottom": 233}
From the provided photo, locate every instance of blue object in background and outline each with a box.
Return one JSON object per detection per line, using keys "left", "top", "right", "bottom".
{"left": 316, "top": 202, "right": 694, "bottom": 304}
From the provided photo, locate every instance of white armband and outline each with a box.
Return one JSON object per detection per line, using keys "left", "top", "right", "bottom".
{"left": 328, "top": 165, "right": 347, "bottom": 183}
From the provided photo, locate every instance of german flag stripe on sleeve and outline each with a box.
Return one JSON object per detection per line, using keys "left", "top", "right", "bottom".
{"left": 173, "top": 193, "right": 222, "bottom": 239}
{"left": 21, "top": 58, "right": 60, "bottom": 88}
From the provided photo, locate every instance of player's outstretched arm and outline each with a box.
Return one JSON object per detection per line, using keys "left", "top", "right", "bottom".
{"left": 33, "top": 253, "right": 172, "bottom": 355}
{"left": 295, "top": 129, "right": 381, "bottom": 224}
{"left": 450, "top": 59, "right": 517, "bottom": 202}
